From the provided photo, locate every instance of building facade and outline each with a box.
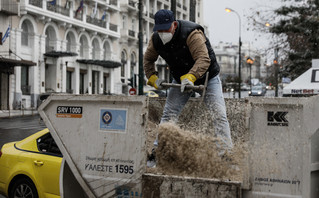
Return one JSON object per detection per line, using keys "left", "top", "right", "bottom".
{"left": 0, "top": 0, "right": 206, "bottom": 110}
{"left": 214, "top": 41, "right": 266, "bottom": 86}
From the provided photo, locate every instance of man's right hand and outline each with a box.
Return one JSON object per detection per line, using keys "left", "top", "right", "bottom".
{"left": 147, "top": 74, "right": 165, "bottom": 90}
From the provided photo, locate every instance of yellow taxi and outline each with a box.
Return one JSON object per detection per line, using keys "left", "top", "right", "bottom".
{"left": 0, "top": 128, "right": 62, "bottom": 198}
{"left": 144, "top": 90, "right": 159, "bottom": 97}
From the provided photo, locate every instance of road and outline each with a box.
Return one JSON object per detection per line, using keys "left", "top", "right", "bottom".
{"left": 223, "top": 89, "right": 282, "bottom": 98}
{"left": 0, "top": 115, "right": 46, "bottom": 148}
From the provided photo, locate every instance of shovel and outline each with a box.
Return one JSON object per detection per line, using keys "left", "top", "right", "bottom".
{"left": 161, "top": 72, "right": 210, "bottom": 101}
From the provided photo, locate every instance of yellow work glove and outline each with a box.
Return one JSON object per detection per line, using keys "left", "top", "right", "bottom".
{"left": 147, "top": 74, "right": 165, "bottom": 90}
{"left": 180, "top": 74, "right": 196, "bottom": 92}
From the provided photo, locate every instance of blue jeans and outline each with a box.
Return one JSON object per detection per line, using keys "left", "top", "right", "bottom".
{"left": 158, "top": 75, "right": 233, "bottom": 153}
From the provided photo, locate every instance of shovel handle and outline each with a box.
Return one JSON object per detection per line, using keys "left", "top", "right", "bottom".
{"left": 161, "top": 83, "right": 205, "bottom": 91}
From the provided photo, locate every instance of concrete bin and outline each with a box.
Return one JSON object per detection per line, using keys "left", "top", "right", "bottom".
{"left": 38, "top": 94, "right": 319, "bottom": 198}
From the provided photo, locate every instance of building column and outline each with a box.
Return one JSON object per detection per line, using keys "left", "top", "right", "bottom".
{"left": 62, "top": 60, "right": 67, "bottom": 93}
{"left": 13, "top": 29, "right": 22, "bottom": 109}
{"left": 30, "top": 33, "right": 40, "bottom": 107}
{"left": 99, "top": 68, "right": 103, "bottom": 94}
{"left": 40, "top": 35, "right": 46, "bottom": 94}
{"left": 88, "top": 65, "right": 92, "bottom": 94}
{"left": 74, "top": 64, "right": 80, "bottom": 94}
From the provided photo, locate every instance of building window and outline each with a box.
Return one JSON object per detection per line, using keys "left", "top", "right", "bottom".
{"left": 21, "top": 22, "right": 29, "bottom": 46}
{"left": 121, "top": 50, "right": 127, "bottom": 78}
{"left": 103, "top": 42, "right": 111, "bottom": 60}
{"left": 21, "top": 67, "right": 30, "bottom": 95}
{"left": 80, "top": 73, "right": 85, "bottom": 94}
{"left": 131, "top": 18, "right": 135, "bottom": 31}
{"left": 103, "top": 75, "right": 108, "bottom": 94}
{"left": 122, "top": 15, "right": 127, "bottom": 29}
{"left": 66, "top": 71, "right": 73, "bottom": 93}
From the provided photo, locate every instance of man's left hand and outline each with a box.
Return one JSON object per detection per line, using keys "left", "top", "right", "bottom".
{"left": 180, "top": 74, "right": 196, "bottom": 92}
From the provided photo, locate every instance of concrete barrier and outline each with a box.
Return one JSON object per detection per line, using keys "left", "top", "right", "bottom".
{"left": 39, "top": 94, "right": 319, "bottom": 198}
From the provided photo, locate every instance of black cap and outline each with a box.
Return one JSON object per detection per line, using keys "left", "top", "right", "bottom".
{"left": 153, "top": 9, "right": 175, "bottom": 31}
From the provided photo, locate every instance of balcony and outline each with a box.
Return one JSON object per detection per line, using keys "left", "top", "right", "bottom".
{"left": 109, "top": 23, "right": 118, "bottom": 32}
{"left": 74, "top": 11, "right": 83, "bottom": 21}
{"left": 109, "top": 0, "right": 117, "bottom": 6}
{"left": 29, "top": 0, "right": 42, "bottom": 8}
{"left": 128, "top": 30, "right": 135, "bottom": 37}
{"left": 183, "top": 5, "right": 187, "bottom": 11}
{"left": 0, "top": 0, "right": 19, "bottom": 15}
{"left": 47, "top": 4, "right": 70, "bottom": 17}
{"left": 21, "top": 0, "right": 120, "bottom": 39}
{"left": 86, "top": 16, "right": 106, "bottom": 28}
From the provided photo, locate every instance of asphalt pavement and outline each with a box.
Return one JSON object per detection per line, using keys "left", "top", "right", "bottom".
{"left": 0, "top": 115, "right": 46, "bottom": 150}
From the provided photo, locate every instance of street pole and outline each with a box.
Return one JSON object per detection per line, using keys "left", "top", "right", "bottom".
{"left": 138, "top": 0, "right": 144, "bottom": 95}
{"left": 238, "top": 35, "right": 242, "bottom": 98}
{"left": 225, "top": 8, "right": 241, "bottom": 98}
{"left": 274, "top": 48, "right": 279, "bottom": 97}
{"left": 250, "top": 62, "right": 252, "bottom": 91}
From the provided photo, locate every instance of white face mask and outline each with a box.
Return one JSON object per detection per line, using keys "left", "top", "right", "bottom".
{"left": 158, "top": 31, "right": 173, "bottom": 45}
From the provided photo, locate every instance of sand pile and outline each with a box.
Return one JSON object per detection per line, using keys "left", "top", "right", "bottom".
{"left": 146, "top": 122, "right": 247, "bottom": 181}
{"left": 145, "top": 98, "right": 249, "bottom": 181}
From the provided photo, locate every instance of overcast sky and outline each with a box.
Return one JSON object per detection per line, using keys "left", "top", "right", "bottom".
{"left": 203, "top": 0, "right": 283, "bottom": 50}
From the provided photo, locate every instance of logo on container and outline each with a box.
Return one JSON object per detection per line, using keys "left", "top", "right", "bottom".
{"left": 267, "top": 111, "right": 288, "bottom": 127}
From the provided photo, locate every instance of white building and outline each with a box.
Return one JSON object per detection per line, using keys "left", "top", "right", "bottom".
{"left": 214, "top": 41, "right": 266, "bottom": 85}
{"left": 0, "top": 0, "right": 204, "bottom": 110}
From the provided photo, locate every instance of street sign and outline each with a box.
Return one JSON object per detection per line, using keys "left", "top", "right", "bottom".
{"left": 129, "top": 88, "right": 137, "bottom": 95}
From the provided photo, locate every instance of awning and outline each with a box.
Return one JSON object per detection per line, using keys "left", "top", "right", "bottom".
{"left": 44, "top": 51, "right": 78, "bottom": 58}
{"left": 0, "top": 57, "right": 36, "bottom": 74}
{"left": 0, "top": 57, "right": 36, "bottom": 67}
{"left": 76, "top": 59, "right": 122, "bottom": 68}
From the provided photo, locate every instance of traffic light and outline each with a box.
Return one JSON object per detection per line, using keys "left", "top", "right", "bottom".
{"left": 128, "top": 77, "right": 134, "bottom": 88}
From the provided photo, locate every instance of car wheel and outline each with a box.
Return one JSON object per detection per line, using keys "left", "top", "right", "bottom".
{"left": 9, "top": 177, "right": 38, "bottom": 198}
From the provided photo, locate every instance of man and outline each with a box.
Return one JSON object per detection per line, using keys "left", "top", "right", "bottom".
{"left": 144, "top": 9, "right": 233, "bottom": 166}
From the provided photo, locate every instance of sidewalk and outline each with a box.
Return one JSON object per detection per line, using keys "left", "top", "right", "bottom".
{"left": 0, "top": 109, "right": 38, "bottom": 118}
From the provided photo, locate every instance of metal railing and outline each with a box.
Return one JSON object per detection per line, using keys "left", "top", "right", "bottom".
{"left": 47, "top": 4, "right": 70, "bottom": 17}
{"left": 128, "top": 0, "right": 136, "bottom": 7}
{"left": 109, "top": 23, "right": 117, "bottom": 32}
{"left": 29, "top": 0, "right": 42, "bottom": 8}
{"left": 74, "top": 11, "right": 83, "bottom": 20}
{"left": 1, "top": 0, "right": 19, "bottom": 15}
{"left": 86, "top": 16, "right": 106, "bottom": 28}
{"left": 109, "top": 0, "right": 117, "bottom": 6}
{"left": 128, "top": 30, "right": 135, "bottom": 37}
{"left": 183, "top": 5, "right": 187, "bottom": 11}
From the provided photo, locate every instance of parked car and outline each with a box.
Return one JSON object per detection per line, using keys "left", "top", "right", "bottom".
{"left": 249, "top": 85, "right": 267, "bottom": 96}
{"left": 150, "top": 89, "right": 168, "bottom": 97}
{"left": 0, "top": 129, "right": 62, "bottom": 198}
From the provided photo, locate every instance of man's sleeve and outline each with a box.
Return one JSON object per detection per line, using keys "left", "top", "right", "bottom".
{"left": 144, "top": 35, "right": 159, "bottom": 79}
{"left": 186, "top": 29, "right": 211, "bottom": 80}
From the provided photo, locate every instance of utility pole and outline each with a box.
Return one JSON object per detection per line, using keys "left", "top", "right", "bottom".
{"left": 189, "top": 0, "right": 196, "bottom": 22}
{"left": 274, "top": 48, "right": 279, "bottom": 97}
{"left": 138, "top": 0, "right": 144, "bottom": 95}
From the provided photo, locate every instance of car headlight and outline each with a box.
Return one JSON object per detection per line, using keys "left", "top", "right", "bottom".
{"left": 258, "top": 91, "right": 262, "bottom": 94}
{"left": 248, "top": 91, "right": 251, "bottom": 94}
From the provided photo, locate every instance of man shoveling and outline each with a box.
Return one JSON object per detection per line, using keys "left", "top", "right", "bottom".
{"left": 144, "top": 9, "right": 233, "bottom": 167}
